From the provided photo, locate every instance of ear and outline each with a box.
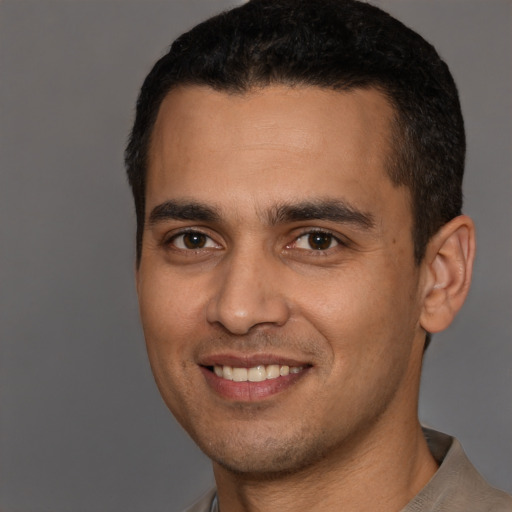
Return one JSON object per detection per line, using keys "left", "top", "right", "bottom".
{"left": 419, "top": 215, "right": 476, "bottom": 333}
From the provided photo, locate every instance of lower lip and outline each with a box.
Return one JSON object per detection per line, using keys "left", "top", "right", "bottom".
{"left": 200, "top": 366, "right": 309, "bottom": 401}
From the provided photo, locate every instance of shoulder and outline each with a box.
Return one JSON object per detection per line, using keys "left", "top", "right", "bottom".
{"left": 403, "top": 428, "right": 512, "bottom": 512}
{"left": 180, "top": 488, "right": 217, "bottom": 512}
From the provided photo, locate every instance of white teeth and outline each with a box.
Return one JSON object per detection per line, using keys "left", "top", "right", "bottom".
{"left": 223, "top": 365, "right": 233, "bottom": 381}
{"left": 212, "top": 364, "right": 305, "bottom": 381}
{"left": 248, "top": 365, "right": 266, "bottom": 382}
{"left": 232, "top": 367, "right": 248, "bottom": 382}
{"left": 266, "top": 364, "right": 280, "bottom": 380}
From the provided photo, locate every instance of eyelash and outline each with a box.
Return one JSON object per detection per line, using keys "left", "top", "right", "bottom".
{"left": 289, "top": 229, "right": 345, "bottom": 253}
{"left": 163, "top": 229, "right": 220, "bottom": 251}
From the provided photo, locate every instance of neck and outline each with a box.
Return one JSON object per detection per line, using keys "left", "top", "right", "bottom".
{"left": 213, "top": 419, "right": 437, "bottom": 512}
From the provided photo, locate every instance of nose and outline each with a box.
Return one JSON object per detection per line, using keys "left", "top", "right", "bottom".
{"left": 206, "top": 249, "right": 291, "bottom": 335}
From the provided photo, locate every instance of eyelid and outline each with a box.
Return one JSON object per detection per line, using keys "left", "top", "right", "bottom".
{"left": 163, "top": 228, "right": 222, "bottom": 250}
{"left": 287, "top": 228, "right": 348, "bottom": 251}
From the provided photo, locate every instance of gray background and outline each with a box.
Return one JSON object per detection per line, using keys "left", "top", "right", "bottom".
{"left": 0, "top": 1, "right": 510, "bottom": 510}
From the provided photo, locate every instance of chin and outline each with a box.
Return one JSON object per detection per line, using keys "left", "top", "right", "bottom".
{"left": 195, "top": 426, "right": 334, "bottom": 478}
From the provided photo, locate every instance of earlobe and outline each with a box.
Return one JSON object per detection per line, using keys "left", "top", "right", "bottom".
{"left": 419, "top": 215, "right": 476, "bottom": 333}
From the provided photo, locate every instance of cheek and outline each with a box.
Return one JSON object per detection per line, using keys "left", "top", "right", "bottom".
{"left": 138, "top": 268, "right": 208, "bottom": 343}
{"left": 137, "top": 273, "right": 205, "bottom": 403}
{"left": 137, "top": 272, "right": 204, "bottom": 416}
{"left": 297, "top": 263, "right": 418, "bottom": 358}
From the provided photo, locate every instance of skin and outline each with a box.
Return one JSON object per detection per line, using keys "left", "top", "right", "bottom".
{"left": 136, "top": 85, "right": 475, "bottom": 512}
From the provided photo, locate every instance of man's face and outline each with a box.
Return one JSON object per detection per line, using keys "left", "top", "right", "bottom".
{"left": 137, "top": 85, "right": 427, "bottom": 475}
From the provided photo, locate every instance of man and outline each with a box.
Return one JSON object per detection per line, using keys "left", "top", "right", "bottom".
{"left": 125, "top": 0, "right": 512, "bottom": 510}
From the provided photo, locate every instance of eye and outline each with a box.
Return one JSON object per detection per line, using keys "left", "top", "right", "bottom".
{"left": 170, "top": 231, "right": 219, "bottom": 250}
{"left": 293, "top": 231, "right": 339, "bottom": 251}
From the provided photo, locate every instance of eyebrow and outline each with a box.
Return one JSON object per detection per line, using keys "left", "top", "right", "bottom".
{"left": 148, "top": 200, "right": 221, "bottom": 225}
{"left": 147, "top": 198, "right": 375, "bottom": 230}
{"left": 267, "top": 199, "right": 375, "bottom": 230}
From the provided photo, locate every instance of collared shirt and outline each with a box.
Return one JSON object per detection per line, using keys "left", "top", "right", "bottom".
{"left": 183, "top": 428, "right": 512, "bottom": 512}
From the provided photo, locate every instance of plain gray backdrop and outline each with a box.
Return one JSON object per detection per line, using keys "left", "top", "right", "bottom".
{"left": 1, "top": 1, "right": 510, "bottom": 511}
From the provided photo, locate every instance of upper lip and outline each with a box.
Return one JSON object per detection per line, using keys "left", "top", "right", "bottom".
{"left": 198, "top": 353, "right": 311, "bottom": 368}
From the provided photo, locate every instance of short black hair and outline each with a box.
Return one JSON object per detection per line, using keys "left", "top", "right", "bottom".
{"left": 125, "top": 0, "right": 465, "bottom": 266}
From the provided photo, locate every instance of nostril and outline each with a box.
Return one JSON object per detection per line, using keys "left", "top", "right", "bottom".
{"left": 205, "top": 267, "right": 291, "bottom": 334}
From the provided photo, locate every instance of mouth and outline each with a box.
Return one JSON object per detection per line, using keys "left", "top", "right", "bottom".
{"left": 199, "top": 357, "right": 311, "bottom": 401}
{"left": 210, "top": 364, "right": 305, "bottom": 382}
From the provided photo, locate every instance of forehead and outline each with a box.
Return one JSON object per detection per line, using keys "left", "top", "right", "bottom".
{"left": 146, "top": 85, "right": 406, "bottom": 222}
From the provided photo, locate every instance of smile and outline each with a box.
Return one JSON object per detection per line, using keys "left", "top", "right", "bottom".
{"left": 201, "top": 359, "right": 311, "bottom": 401}
{"left": 213, "top": 364, "right": 305, "bottom": 382}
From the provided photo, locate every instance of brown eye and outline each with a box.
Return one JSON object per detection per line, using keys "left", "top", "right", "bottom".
{"left": 183, "top": 233, "right": 207, "bottom": 249}
{"left": 292, "top": 231, "right": 339, "bottom": 251}
{"left": 172, "top": 231, "right": 218, "bottom": 250}
{"left": 307, "top": 232, "right": 335, "bottom": 250}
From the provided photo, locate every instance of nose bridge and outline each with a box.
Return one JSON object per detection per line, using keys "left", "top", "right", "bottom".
{"left": 206, "top": 244, "right": 290, "bottom": 334}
